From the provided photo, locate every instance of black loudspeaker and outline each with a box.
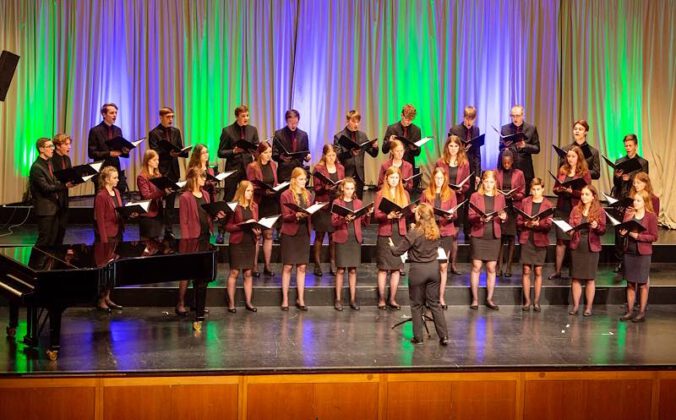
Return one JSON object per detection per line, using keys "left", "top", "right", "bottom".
{"left": 0, "top": 50, "right": 20, "bottom": 101}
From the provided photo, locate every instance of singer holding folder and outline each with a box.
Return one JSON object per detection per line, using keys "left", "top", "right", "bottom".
{"left": 495, "top": 150, "right": 526, "bottom": 278}
{"left": 246, "top": 142, "right": 279, "bottom": 276}
{"left": 468, "top": 170, "right": 507, "bottom": 310}
{"left": 279, "top": 168, "right": 314, "bottom": 311}
{"left": 137, "top": 150, "right": 171, "bottom": 240}
{"left": 630, "top": 172, "right": 660, "bottom": 216}
{"left": 51, "top": 134, "right": 73, "bottom": 244}
{"left": 218, "top": 105, "right": 260, "bottom": 201}
{"left": 377, "top": 139, "right": 415, "bottom": 192}
{"left": 619, "top": 190, "right": 658, "bottom": 322}
{"left": 188, "top": 144, "right": 224, "bottom": 243}
{"left": 568, "top": 185, "right": 606, "bottom": 317}
{"left": 312, "top": 145, "right": 344, "bottom": 276}
{"left": 435, "top": 135, "right": 471, "bottom": 249}
{"left": 333, "top": 110, "right": 378, "bottom": 199}
{"left": 272, "top": 109, "right": 311, "bottom": 182}
{"left": 331, "top": 177, "right": 371, "bottom": 311}
{"left": 224, "top": 181, "right": 260, "bottom": 313}
{"left": 421, "top": 167, "right": 458, "bottom": 309}
{"left": 88, "top": 103, "right": 128, "bottom": 193}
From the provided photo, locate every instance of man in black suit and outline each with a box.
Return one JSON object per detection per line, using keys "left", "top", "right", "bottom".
{"left": 499, "top": 105, "right": 540, "bottom": 188}
{"left": 29, "top": 138, "right": 74, "bottom": 246}
{"left": 218, "top": 104, "right": 260, "bottom": 201}
{"left": 149, "top": 107, "right": 184, "bottom": 238}
{"left": 382, "top": 104, "right": 422, "bottom": 190}
{"left": 449, "top": 106, "right": 481, "bottom": 239}
{"left": 272, "top": 109, "right": 311, "bottom": 182}
{"left": 611, "top": 133, "right": 650, "bottom": 272}
{"left": 333, "top": 110, "right": 378, "bottom": 199}
{"left": 88, "top": 103, "right": 129, "bottom": 192}
{"left": 50, "top": 133, "right": 73, "bottom": 244}
{"left": 559, "top": 120, "right": 601, "bottom": 180}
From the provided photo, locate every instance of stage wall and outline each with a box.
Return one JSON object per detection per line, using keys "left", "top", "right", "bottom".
{"left": 0, "top": 0, "right": 674, "bottom": 226}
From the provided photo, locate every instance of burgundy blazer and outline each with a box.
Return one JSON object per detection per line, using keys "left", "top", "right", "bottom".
{"left": 224, "top": 202, "right": 259, "bottom": 244}
{"left": 496, "top": 168, "right": 526, "bottom": 208}
{"left": 622, "top": 210, "right": 658, "bottom": 255}
{"left": 313, "top": 162, "right": 345, "bottom": 203}
{"left": 377, "top": 160, "right": 414, "bottom": 191}
{"left": 651, "top": 195, "right": 660, "bottom": 216}
{"left": 137, "top": 174, "right": 165, "bottom": 218}
{"left": 434, "top": 159, "right": 471, "bottom": 197}
{"left": 179, "top": 189, "right": 212, "bottom": 240}
{"left": 204, "top": 167, "right": 217, "bottom": 203}
{"left": 94, "top": 188, "right": 123, "bottom": 242}
{"left": 374, "top": 190, "right": 409, "bottom": 237}
{"left": 554, "top": 170, "right": 591, "bottom": 209}
{"left": 280, "top": 188, "right": 314, "bottom": 236}
{"left": 420, "top": 192, "right": 457, "bottom": 237}
{"left": 468, "top": 192, "right": 506, "bottom": 239}
{"left": 331, "top": 198, "right": 370, "bottom": 244}
{"left": 568, "top": 206, "right": 607, "bottom": 252}
{"left": 246, "top": 161, "right": 278, "bottom": 204}
{"left": 516, "top": 197, "right": 554, "bottom": 247}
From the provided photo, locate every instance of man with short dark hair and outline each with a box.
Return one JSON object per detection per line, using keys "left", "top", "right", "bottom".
{"left": 88, "top": 103, "right": 128, "bottom": 192}
{"left": 333, "top": 110, "right": 378, "bottom": 199}
{"left": 272, "top": 109, "right": 311, "bottom": 182}
{"left": 218, "top": 105, "right": 260, "bottom": 201}
{"left": 382, "top": 104, "right": 422, "bottom": 189}
{"left": 29, "top": 138, "right": 73, "bottom": 246}
{"left": 51, "top": 133, "right": 73, "bottom": 244}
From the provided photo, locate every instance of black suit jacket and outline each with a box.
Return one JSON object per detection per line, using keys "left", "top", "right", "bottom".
{"left": 611, "top": 154, "right": 649, "bottom": 199}
{"left": 499, "top": 122, "right": 540, "bottom": 181}
{"left": 560, "top": 141, "right": 601, "bottom": 180}
{"left": 149, "top": 124, "right": 184, "bottom": 181}
{"left": 333, "top": 128, "right": 378, "bottom": 181}
{"left": 50, "top": 153, "right": 72, "bottom": 208}
{"left": 88, "top": 122, "right": 125, "bottom": 171}
{"left": 272, "top": 126, "right": 309, "bottom": 182}
{"left": 382, "top": 121, "right": 421, "bottom": 168}
{"left": 29, "top": 157, "right": 66, "bottom": 216}
{"left": 449, "top": 123, "right": 481, "bottom": 180}
{"left": 217, "top": 122, "right": 260, "bottom": 172}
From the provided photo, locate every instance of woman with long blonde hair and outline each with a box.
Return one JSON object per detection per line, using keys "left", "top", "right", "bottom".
{"left": 435, "top": 135, "right": 471, "bottom": 250}
{"left": 279, "top": 167, "right": 314, "bottom": 310}
{"left": 390, "top": 203, "right": 448, "bottom": 345}
{"left": 630, "top": 172, "right": 660, "bottom": 215}
{"left": 374, "top": 166, "right": 409, "bottom": 310}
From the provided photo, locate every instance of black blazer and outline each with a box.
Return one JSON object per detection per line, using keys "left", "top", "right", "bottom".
{"left": 88, "top": 122, "right": 125, "bottom": 171}
{"left": 217, "top": 122, "right": 260, "bottom": 172}
{"left": 499, "top": 121, "right": 540, "bottom": 181}
{"left": 272, "top": 126, "right": 309, "bottom": 182}
{"left": 50, "top": 153, "right": 72, "bottom": 208}
{"left": 149, "top": 124, "right": 184, "bottom": 181}
{"left": 449, "top": 123, "right": 481, "bottom": 180}
{"left": 29, "top": 157, "right": 66, "bottom": 216}
{"left": 611, "top": 154, "right": 649, "bottom": 199}
{"left": 382, "top": 121, "right": 421, "bottom": 167}
{"left": 333, "top": 127, "right": 378, "bottom": 181}
{"left": 560, "top": 141, "right": 601, "bottom": 180}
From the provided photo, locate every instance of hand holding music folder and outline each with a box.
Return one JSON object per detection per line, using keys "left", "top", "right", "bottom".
{"left": 149, "top": 177, "right": 186, "bottom": 191}
{"left": 378, "top": 197, "right": 418, "bottom": 218}
{"left": 283, "top": 201, "right": 328, "bottom": 215}
{"left": 604, "top": 210, "right": 646, "bottom": 233}
{"left": 53, "top": 161, "right": 103, "bottom": 185}
{"left": 337, "top": 134, "right": 377, "bottom": 151}
{"left": 552, "top": 219, "right": 590, "bottom": 234}
{"left": 252, "top": 180, "right": 290, "bottom": 193}
{"left": 201, "top": 201, "right": 238, "bottom": 218}
{"left": 449, "top": 172, "right": 474, "bottom": 191}
{"left": 233, "top": 139, "right": 258, "bottom": 152}
{"left": 237, "top": 215, "right": 281, "bottom": 231}
{"left": 602, "top": 155, "right": 643, "bottom": 174}
{"left": 394, "top": 135, "right": 433, "bottom": 149}
{"left": 108, "top": 136, "right": 144, "bottom": 152}
{"left": 158, "top": 140, "right": 193, "bottom": 158}
{"left": 514, "top": 206, "right": 554, "bottom": 221}
{"left": 115, "top": 200, "right": 151, "bottom": 218}
{"left": 603, "top": 192, "right": 633, "bottom": 209}
{"left": 492, "top": 126, "right": 527, "bottom": 148}
{"left": 331, "top": 202, "right": 374, "bottom": 218}
{"left": 207, "top": 170, "right": 237, "bottom": 183}
{"left": 468, "top": 201, "right": 503, "bottom": 220}
{"left": 548, "top": 171, "right": 588, "bottom": 191}
{"left": 313, "top": 171, "right": 344, "bottom": 187}
{"left": 275, "top": 138, "right": 309, "bottom": 158}
{"left": 433, "top": 200, "right": 467, "bottom": 218}
{"left": 461, "top": 133, "right": 485, "bottom": 150}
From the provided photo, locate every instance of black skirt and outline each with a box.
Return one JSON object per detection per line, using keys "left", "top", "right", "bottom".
{"left": 376, "top": 223, "right": 404, "bottom": 271}
{"left": 311, "top": 209, "right": 334, "bottom": 233}
{"left": 470, "top": 236, "right": 500, "bottom": 261}
{"left": 570, "top": 233, "right": 599, "bottom": 280}
{"left": 281, "top": 223, "right": 311, "bottom": 265}
{"left": 623, "top": 254, "right": 651, "bottom": 284}
{"left": 520, "top": 235, "right": 547, "bottom": 266}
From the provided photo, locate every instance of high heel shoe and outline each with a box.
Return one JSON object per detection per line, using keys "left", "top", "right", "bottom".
{"left": 227, "top": 307, "right": 237, "bottom": 314}
{"left": 334, "top": 300, "right": 343, "bottom": 311}
{"left": 96, "top": 305, "right": 112, "bottom": 314}
{"left": 522, "top": 304, "right": 531, "bottom": 311}
{"left": 485, "top": 301, "right": 499, "bottom": 310}
{"left": 245, "top": 304, "right": 257, "bottom": 312}
{"left": 533, "top": 303, "right": 541, "bottom": 312}
{"left": 174, "top": 306, "right": 188, "bottom": 317}
{"left": 568, "top": 308, "right": 579, "bottom": 315}
{"left": 440, "top": 304, "right": 448, "bottom": 310}
{"left": 583, "top": 309, "right": 592, "bottom": 317}
{"left": 263, "top": 268, "right": 274, "bottom": 277}
{"left": 632, "top": 312, "right": 646, "bottom": 323}
{"left": 619, "top": 312, "right": 634, "bottom": 321}
{"left": 107, "top": 302, "right": 123, "bottom": 310}
{"left": 548, "top": 272, "right": 562, "bottom": 280}
{"left": 281, "top": 305, "right": 289, "bottom": 311}
{"left": 350, "top": 301, "right": 360, "bottom": 311}
{"left": 377, "top": 303, "right": 386, "bottom": 310}
{"left": 387, "top": 301, "right": 401, "bottom": 310}
{"left": 295, "top": 301, "right": 308, "bottom": 311}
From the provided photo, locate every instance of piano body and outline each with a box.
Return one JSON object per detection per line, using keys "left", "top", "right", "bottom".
{"left": 0, "top": 238, "right": 217, "bottom": 360}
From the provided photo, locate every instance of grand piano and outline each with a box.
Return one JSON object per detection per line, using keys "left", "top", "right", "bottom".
{"left": 0, "top": 238, "right": 217, "bottom": 360}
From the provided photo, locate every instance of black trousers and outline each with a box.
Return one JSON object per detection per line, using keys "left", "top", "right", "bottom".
{"left": 164, "top": 192, "right": 178, "bottom": 232}
{"left": 408, "top": 262, "right": 448, "bottom": 341}
{"left": 55, "top": 208, "right": 68, "bottom": 245}
{"left": 36, "top": 215, "right": 59, "bottom": 247}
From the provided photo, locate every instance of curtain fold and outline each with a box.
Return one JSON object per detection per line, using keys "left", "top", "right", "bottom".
{"left": 0, "top": 0, "right": 672, "bottom": 225}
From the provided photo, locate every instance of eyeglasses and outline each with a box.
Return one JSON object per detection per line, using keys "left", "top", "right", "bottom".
{"left": 41, "top": 144, "right": 55, "bottom": 149}
{"left": 510, "top": 114, "right": 523, "bottom": 118}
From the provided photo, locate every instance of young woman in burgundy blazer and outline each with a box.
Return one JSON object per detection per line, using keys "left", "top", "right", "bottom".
{"left": 468, "top": 170, "right": 507, "bottom": 310}
{"left": 435, "top": 135, "right": 471, "bottom": 242}
{"left": 187, "top": 144, "right": 221, "bottom": 245}
{"left": 630, "top": 172, "right": 660, "bottom": 216}
{"left": 93, "top": 166, "right": 128, "bottom": 312}
{"left": 137, "top": 150, "right": 172, "bottom": 240}
{"left": 312, "top": 144, "right": 345, "bottom": 276}
{"left": 224, "top": 180, "right": 260, "bottom": 313}
{"left": 420, "top": 167, "right": 457, "bottom": 309}
{"left": 176, "top": 167, "right": 224, "bottom": 315}
{"left": 374, "top": 166, "right": 410, "bottom": 310}
{"left": 377, "top": 139, "right": 414, "bottom": 192}
{"left": 495, "top": 150, "right": 526, "bottom": 278}
{"left": 619, "top": 190, "right": 659, "bottom": 322}
{"left": 330, "top": 177, "right": 372, "bottom": 311}
{"left": 246, "top": 142, "right": 279, "bottom": 277}
{"left": 279, "top": 167, "right": 315, "bottom": 311}
{"left": 516, "top": 178, "right": 553, "bottom": 311}
{"left": 568, "top": 185, "right": 606, "bottom": 316}
{"left": 550, "top": 146, "right": 592, "bottom": 280}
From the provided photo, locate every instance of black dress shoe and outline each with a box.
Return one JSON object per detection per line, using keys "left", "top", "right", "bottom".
{"left": 245, "top": 304, "right": 257, "bottom": 312}
{"left": 107, "top": 302, "right": 123, "bottom": 310}
{"left": 439, "top": 337, "right": 449, "bottom": 346}
{"left": 533, "top": 304, "right": 541, "bottom": 312}
{"left": 469, "top": 303, "right": 479, "bottom": 310}
{"left": 263, "top": 268, "right": 274, "bottom": 277}
{"left": 377, "top": 303, "right": 386, "bottom": 310}
{"left": 410, "top": 337, "right": 423, "bottom": 344}
{"left": 96, "top": 306, "right": 112, "bottom": 314}
{"left": 296, "top": 302, "right": 308, "bottom": 311}
{"left": 632, "top": 312, "right": 646, "bottom": 323}
{"left": 334, "top": 300, "right": 344, "bottom": 311}
{"left": 387, "top": 302, "right": 401, "bottom": 310}
{"left": 227, "top": 307, "right": 237, "bottom": 314}
{"left": 313, "top": 265, "right": 323, "bottom": 276}
{"left": 281, "top": 305, "right": 289, "bottom": 311}
{"left": 619, "top": 312, "right": 634, "bottom": 321}
{"left": 350, "top": 301, "right": 360, "bottom": 311}
{"left": 485, "top": 301, "right": 499, "bottom": 310}
{"left": 174, "top": 306, "right": 188, "bottom": 317}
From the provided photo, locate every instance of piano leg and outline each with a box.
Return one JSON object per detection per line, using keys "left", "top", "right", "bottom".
{"left": 192, "top": 279, "right": 208, "bottom": 332}
{"left": 6, "top": 302, "right": 19, "bottom": 338}
{"left": 46, "top": 305, "right": 65, "bottom": 361}
{"left": 23, "top": 305, "right": 39, "bottom": 347}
